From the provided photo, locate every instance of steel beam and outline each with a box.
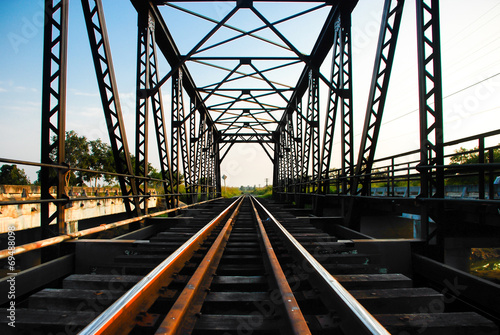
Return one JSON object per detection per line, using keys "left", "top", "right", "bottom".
{"left": 416, "top": 0, "right": 445, "bottom": 242}
{"left": 294, "top": 101, "right": 303, "bottom": 194}
{"left": 303, "top": 71, "right": 320, "bottom": 193}
{"left": 286, "top": 114, "right": 299, "bottom": 193}
{"left": 319, "top": 13, "right": 342, "bottom": 195}
{"left": 171, "top": 71, "right": 188, "bottom": 201}
{"left": 147, "top": 30, "right": 175, "bottom": 209}
{"left": 353, "top": 0, "right": 405, "bottom": 196}
{"left": 189, "top": 99, "right": 198, "bottom": 202}
{"left": 81, "top": 0, "right": 140, "bottom": 217}
{"left": 135, "top": 11, "right": 152, "bottom": 215}
{"left": 339, "top": 10, "right": 354, "bottom": 195}
{"left": 130, "top": 0, "right": 217, "bottom": 131}
{"left": 40, "top": 0, "right": 69, "bottom": 238}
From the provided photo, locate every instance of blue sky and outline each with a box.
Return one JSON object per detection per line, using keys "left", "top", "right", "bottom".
{"left": 1, "top": 0, "right": 499, "bottom": 187}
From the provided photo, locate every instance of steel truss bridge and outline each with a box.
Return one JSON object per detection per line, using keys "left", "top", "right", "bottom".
{"left": 1, "top": 0, "right": 500, "bottom": 333}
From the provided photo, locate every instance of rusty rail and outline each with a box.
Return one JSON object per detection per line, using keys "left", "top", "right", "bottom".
{"left": 249, "top": 196, "right": 311, "bottom": 335}
{"left": 0, "top": 197, "right": 222, "bottom": 260}
{"left": 78, "top": 196, "right": 242, "bottom": 334}
{"left": 155, "top": 196, "right": 244, "bottom": 334}
{"left": 251, "top": 196, "right": 390, "bottom": 335}
{"left": 81, "top": 195, "right": 314, "bottom": 334}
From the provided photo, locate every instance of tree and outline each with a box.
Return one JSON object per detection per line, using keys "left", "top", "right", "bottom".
{"left": 447, "top": 145, "right": 500, "bottom": 185}
{"left": 61, "top": 130, "right": 89, "bottom": 186}
{"left": 450, "top": 145, "right": 500, "bottom": 165}
{"left": 450, "top": 147, "right": 479, "bottom": 165}
{"left": 37, "top": 130, "right": 170, "bottom": 188}
{"left": 84, "top": 139, "right": 114, "bottom": 187}
{"left": 0, "top": 165, "right": 31, "bottom": 185}
{"left": 148, "top": 167, "right": 162, "bottom": 189}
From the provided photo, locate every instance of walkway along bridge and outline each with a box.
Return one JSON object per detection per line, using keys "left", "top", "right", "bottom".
{"left": 1, "top": 0, "right": 500, "bottom": 333}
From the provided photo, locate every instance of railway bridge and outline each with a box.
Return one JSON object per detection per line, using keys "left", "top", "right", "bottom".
{"left": 1, "top": 0, "right": 499, "bottom": 333}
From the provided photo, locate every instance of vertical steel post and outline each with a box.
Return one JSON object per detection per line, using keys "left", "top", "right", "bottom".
{"left": 146, "top": 26, "right": 175, "bottom": 209}
{"left": 286, "top": 114, "right": 299, "bottom": 195}
{"left": 488, "top": 149, "right": 495, "bottom": 200}
{"left": 198, "top": 118, "right": 208, "bottom": 201}
{"left": 171, "top": 70, "right": 192, "bottom": 203}
{"left": 282, "top": 122, "right": 290, "bottom": 194}
{"left": 295, "top": 102, "right": 303, "bottom": 195}
{"left": 189, "top": 99, "right": 198, "bottom": 203}
{"left": 302, "top": 70, "right": 320, "bottom": 194}
{"left": 272, "top": 129, "right": 280, "bottom": 199}
{"left": 207, "top": 126, "right": 215, "bottom": 199}
{"left": 40, "top": 0, "right": 69, "bottom": 237}
{"left": 353, "top": 0, "right": 405, "bottom": 196}
{"left": 171, "top": 72, "right": 181, "bottom": 203}
{"left": 214, "top": 132, "right": 222, "bottom": 198}
{"left": 319, "top": 13, "right": 341, "bottom": 195}
{"left": 135, "top": 12, "right": 152, "bottom": 215}
{"left": 416, "top": 0, "right": 444, "bottom": 242}
{"left": 478, "top": 137, "right": 485, "bottom": 200}
{"left": 340, "top": 10, "right": 354, "bottom": 195}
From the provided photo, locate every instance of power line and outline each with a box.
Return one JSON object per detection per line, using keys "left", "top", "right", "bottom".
{"left": 382, "top": 72, "right": 500, "bottom": 126}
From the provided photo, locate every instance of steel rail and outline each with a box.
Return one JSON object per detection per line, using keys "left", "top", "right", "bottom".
{"left": 249, "top": 197, "right": 312, "bottom": 335}
{"left": 251, "top": 196, "right": 390, "bottom": 335}
{"left": 155, "top": 196, "right": 244, "bottom": 334}
{"left": 78, "top": 196, "right": 242, "bottom": 334}
{"left": 0, "top": 197, "right": 222, "bottom": 260}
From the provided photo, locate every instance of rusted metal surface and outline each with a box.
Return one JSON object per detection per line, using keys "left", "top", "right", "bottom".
{"left": 250, "top": 197, "right": 312, "bottom": 335}
{"left": 251, "top": 196, "right": 391, "bottom": 335}
{"left": 0, "top": 197, "right": 222, "bottom": 260}
{"left": 78, "top": 197, "right": 240, "bottom": 335}
{"left": 155, "top": 196, "right": 244, "bottom": 334}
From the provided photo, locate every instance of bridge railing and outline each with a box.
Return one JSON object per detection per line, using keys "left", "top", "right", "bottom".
{"left": 276, "top": 129, "right": 500, "bottom": 201}
{"left": 0, "top": 156, "right": 220, "bottom": 238}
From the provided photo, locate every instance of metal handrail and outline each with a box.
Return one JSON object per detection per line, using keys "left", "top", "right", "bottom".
{"left": 0, "top": 197, "right": 223, "bottom": 260}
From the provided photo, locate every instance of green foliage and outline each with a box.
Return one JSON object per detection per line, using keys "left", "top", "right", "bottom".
{"left": 0, "top": 165, "right": 31, "bottom": 185}
{"left": 45, "top": 130, "right": 115, "bottom": 186}
{"left": 221, "top": 186, "right": 242, "bottom": 198}
{"left": 40, "top": 130, "right": 168, "bottom": 187}
{"left": 148, "top": 167, "right": 163, "bottom": 189}
{"left": 447, "top": 145, "right": 500, "bottom": 185}
{"left": 246, "top": 185, "right": 273, "bottom": 198}
{"left": 450, "top": 145, "right": 500, "bottom": 165}
{"left": 85, "top": 138, "right": 115, "bottom": 187}
{"left": 450, "top": 147, "right": 480, "bottom": 165}
{"left": 62, "top": 130, "right": 89, "bottom": 185}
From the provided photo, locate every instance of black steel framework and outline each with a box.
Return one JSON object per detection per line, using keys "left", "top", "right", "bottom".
{"left": 135, "top": 11, "right": 152, "bottom": 214}
{"left": 31, "top": 0, "right": 499, "bottom": 262}
{"left": 40, "top": 0, "right": 69, "bottom": 237}
{"left": 353, "top": 0, "right": 404, "bottom": 196}
{"left": 81, "top": 0, "right": 140, "bottom": 216}
{"left": 415, "top": 0, "right": 445, "bottom": 243}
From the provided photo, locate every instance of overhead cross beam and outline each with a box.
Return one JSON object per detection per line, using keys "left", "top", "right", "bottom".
{"left": 131, "top": 0, "right": 217, "bottom": 131}
{"left": 131, "top": 0, "right": 356, "bottom": 203}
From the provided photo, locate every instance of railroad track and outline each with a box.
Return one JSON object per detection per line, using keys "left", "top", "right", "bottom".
{"left": 1, "top": 196, "right": 497, "bottom": 334}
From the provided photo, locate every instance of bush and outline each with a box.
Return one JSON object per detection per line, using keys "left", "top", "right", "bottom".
{"left": 222, "top": 187, "right": 242, "bottom": 198}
